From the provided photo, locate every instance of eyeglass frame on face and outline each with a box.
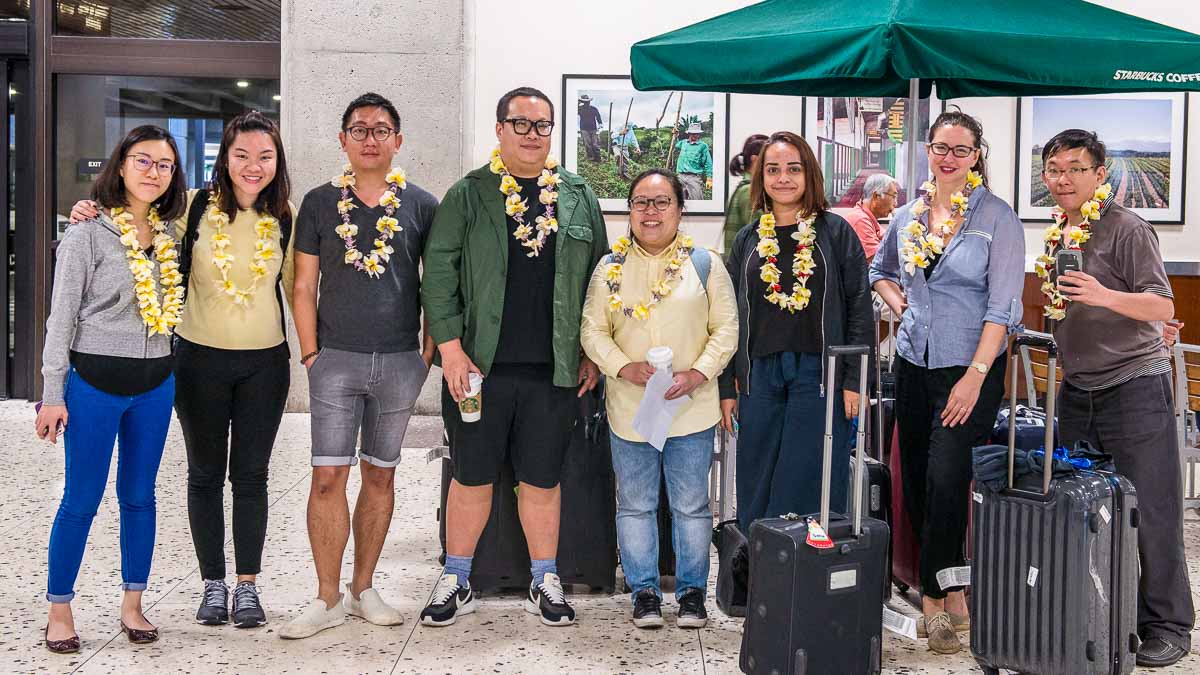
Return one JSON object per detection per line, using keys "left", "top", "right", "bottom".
{"left": 629, "top": 195, "right": 674, "bottom": 212}
{"left": 926, "top": 142, "right": 978, "bottom": 158}
{"left": 125, "top": 153, "right": 176, "bottom": 176}
{"left": 502, "top": 117, "right": 555, "bottom": 137}
{"left": 1042, "top": 165, "right": 1100, "bottom": 181}
{"left": 344, "top": 125, "right": 397, "bottom": 142}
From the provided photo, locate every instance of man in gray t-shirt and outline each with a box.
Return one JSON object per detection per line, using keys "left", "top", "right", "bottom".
{"left": 1041, "top": 129, "right": 1191, "bottom": 668}
{"left": 281, "top": 92, "right": 437, "bottom": 641}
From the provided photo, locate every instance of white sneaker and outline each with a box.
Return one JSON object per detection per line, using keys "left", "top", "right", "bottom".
{"left": 279, "top": 597, "right": 345, "bottom": 639}
{"left": 344, "top": 583, "right": 405, "bottom": 626}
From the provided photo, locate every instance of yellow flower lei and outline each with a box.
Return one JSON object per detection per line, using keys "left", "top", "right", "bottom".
{"left": 489, "top": 147, "right": 560, "bottom": 257}
{"left": 1035, "top": 182, "right": 1111, "bottom": 320}
{"left": 900, "top": 171, "right": 982, "bottom": 275}
{"left": 603, "top": 233, "right": 696, "bottom": 320}
{"left": 113, "top": 207, "right": 184, "bottom": 336}
{"left": 205, "top": 193, "right": 280, "bottom": 306}
{"left": 332, "top": 164, "right": 406, "bottom": 278}
{"left": 756, "top": 211, "right": 818, "bottom": 313}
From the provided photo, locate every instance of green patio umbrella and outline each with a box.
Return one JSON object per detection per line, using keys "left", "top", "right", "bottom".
{"left": 630, "top": 0, "right": 1200, "bottom": 98}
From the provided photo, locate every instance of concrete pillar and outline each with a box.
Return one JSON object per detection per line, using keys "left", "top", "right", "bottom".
{"left": 280, "top": 0, "right": 464, "bottom": 412}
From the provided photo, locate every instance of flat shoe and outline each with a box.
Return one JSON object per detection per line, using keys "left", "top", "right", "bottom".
{"left": 44, "top": 626, "right": 80, "bottom": 654}
{"left": 925, "top": 612, "right": 962, "bottom": 655}
{"left": 120, "top": 620, "right": 159, "bottom": 644}
{"left": 916, "top": 612, "right": 969, "bottom": 638}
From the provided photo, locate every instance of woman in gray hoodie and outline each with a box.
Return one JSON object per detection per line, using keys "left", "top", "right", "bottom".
{"left": 36, "top": 125, "right": 187, "bottom": 653}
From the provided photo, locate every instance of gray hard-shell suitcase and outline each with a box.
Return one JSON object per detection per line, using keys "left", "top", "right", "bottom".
{"left": 740, "top": 346, "right": 888, "bottom": 675}
{"left": 970, "top": 334, "right": 1139, "bottom": 675}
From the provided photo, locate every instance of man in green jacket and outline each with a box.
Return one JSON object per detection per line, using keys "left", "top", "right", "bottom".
{"left": 420, "top": 86, "right": 606, "bottom": 629}
{"left": 675, "top": 122, "right": 713, "bottom": 200}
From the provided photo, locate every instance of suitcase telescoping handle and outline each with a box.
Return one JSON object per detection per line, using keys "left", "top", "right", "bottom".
{"left": 823, "top": 345, "right": 871, "bottom": 536}
{"left": 1007, "top": 334, "right": 1058, "bottom": 493}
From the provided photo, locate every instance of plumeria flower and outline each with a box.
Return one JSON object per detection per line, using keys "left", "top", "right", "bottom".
{"left": 760, "top": 265, "right": 781, "bottom": 284}
{"left": 514, "top": 224, "right": 534, "bottom": 240}
{"left": 1044, "top": 225, "right": 1062, "bottom": 242}
{"left": 505, "top": 193, "right": 528, "bottom": 216}
{"left": 921, "top": 180, "right": 937, "bottom": 195}
{"left": 538, "top": 189, "right": 559, "bottom": 205}
{"left": 605, "top": 263, "right": 623, "bottom": 281}
{"left": 234, "top": 290, "right": 252, "bottom": 306}
{"left": 211, "top": 232, "right": 232, "bottom": 249}
{"left": 222, "top": 279, "right": 238, "bottom": 296}
{"left": 538, "top": 170, "right": 561, "bottom": 188}
{"left": 373, "top": 240, "right": 394, "bottom": 262}
{"left": 1068, "top": 228, "right": 1090, "bottom": 246}
{"left": 612, "top": 237, "right": 631, "bottom": 255}
{"left": 535, "top": 215, "right": 558, "bottom": 232}
{"left": 756, "top": 239, "right": 780, "bottom": 257}
{"left": 950, "top": 193, "right": 968, "bottom": 212}
{"left": 363, "top": 256, "right": 384, "bottom": 277}
{"left": 255, "top": 239, "right": 278, "bottom": 259}
{"left": 903, "top": 221, "right": 924, "bottom": 237}
{"left": 336, "top": 199, "right": 357, "bottom": 215}
{"left": 652, "top": 279, "right": 673, "bottom": 297}
{"left": 1080, "top": 200, "right": 1100, "bottom": 221}
{"left": 912, "top": 201, "right": 929, "bottom": 217}
{"left": 376, "top": 216, "right": 400, "bottom": 234}
{"left": 335, "top": 223, "right": 359, "bottom": 239}
{"left": 379, "top": 191, "right": 401, "bottom": 210}
{"left": 331, "top": 173, "right": 356, "bottom": 188}
{"left": 386, "top": 168, "right": 408, "bottom": 188}
{"left": 499, "top": 175, "right": 520, "bottom": 195}
{"left": 966, "top": 172, "right": 983, "bottom": 189}
{"left": 249, "top": 261, "right": 268, "bottom": 277}
{"left": 544, "top": 156, "right": 559, "bottom": 170}
{"left": 678, "top": 234, "right": 695, "bottom": 249}
{"left": 211, "top": 251, "right": 234, "bottom": 270}
{"left": 255, "top": 218, "right": 278, "bottom": 238}
{"left": 632, "top": 303, "right": 650, "bottom": 321}
{"left": 608, "top": 293, "right": 623, "bottom": 311}
{"left": 1095, "top": 183, "right": 1112, "bottom": 201}
{"left": 345, "top": 249, "right": 363, "bottom": 263}
{"left": 120, "top": 230, "right": 139, "bottom": 247}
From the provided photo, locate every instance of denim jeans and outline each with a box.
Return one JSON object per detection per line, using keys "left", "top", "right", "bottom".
{"left": 47, "top": 369, "right": 174, "bottom": 602}
{"left": 611, "top": 426, "right": 715, "bottom": 600}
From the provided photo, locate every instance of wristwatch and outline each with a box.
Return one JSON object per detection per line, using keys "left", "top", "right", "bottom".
{"left": 970, "top": 361, "right": 989, "bottom": 375}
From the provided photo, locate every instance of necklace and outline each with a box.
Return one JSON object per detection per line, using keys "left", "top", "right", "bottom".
{"left": 1035, "top": 183, "right": 1111, "bottom": 320}
{"left": 900, "top": 171, "right": 982, "bottom": 274}
{"left": 603, "top": 234, "right": 695, "bottom": 320}
{"left": 206, "top": 193, "right": 279, "bottom": 306}
{"left": 489, "top": 147, "right": 560, "bottom": 257}
{"left": 332, "top": 164, "right": 407, "bottom": 278}
{"left": 113, "top": 207, "right": 184, "bottom": 336}
{"left": 756, "top": 211, "right": 818, "bottom": 313}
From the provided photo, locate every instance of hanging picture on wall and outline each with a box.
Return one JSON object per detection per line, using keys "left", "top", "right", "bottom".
{"left": 1016, "top": 93, "right": 1187, "bottom": 223}
{"left": 802, "top": 96, "right": 934, "bottom": 209}
{"left": 561, "top": 74, "right": 730, "bottom": 214}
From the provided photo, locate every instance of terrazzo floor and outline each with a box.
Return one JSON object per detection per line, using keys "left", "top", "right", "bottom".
{"left": 1, "top": 401, "right": 1197, "bottom": 674}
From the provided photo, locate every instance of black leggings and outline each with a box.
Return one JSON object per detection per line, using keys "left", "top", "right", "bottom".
{"left": 894, "top": 354, "right": 1005, "bottom": 599}
{"left": 174, "top": 338, "right": 290, "bottom": 580}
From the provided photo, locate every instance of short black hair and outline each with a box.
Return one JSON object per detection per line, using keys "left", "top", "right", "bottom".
{"left": 496, "top": 86, "right": 555, "bottom": 123}
{"left": 91, "top": 124, "right": 187, "bottom": 221}
{"left": 341, "top": 92, "right": 401, "bottom": 131}
{"left": 627, "top": 168, "right": 685, "bottom": 209}
{"left": 1042, "top": 128, "right": 1107, "bottom": 166}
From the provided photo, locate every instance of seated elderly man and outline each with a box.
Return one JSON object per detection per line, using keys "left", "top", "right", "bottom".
{"left": 846, "top": 173, "right": 897, "bottom": 260}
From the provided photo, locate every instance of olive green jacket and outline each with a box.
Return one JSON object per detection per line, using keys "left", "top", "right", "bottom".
{"left": 421, "top": 163, "right": 608, "bottom": 387}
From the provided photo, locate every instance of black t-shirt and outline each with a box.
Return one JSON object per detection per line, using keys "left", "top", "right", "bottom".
{"left": 494, "top": 175, "right": 556, "bottom": 365}
{"left": 749, "top": 223, "right": 826, "bottom": 358}
{"left": 293, "top": 181, "right": 438, "bottom": 353}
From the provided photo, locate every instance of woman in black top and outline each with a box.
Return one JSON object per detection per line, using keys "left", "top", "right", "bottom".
{"left": 719, "top": 131, "right": 873, "bottom": 531}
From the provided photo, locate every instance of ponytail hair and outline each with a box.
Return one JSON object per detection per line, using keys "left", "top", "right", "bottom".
{"left": 729, "top": 133, "right": 768, "bottom": 177}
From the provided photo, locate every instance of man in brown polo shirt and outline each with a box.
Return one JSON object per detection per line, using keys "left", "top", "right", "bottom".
{"left": 1042, "top": 129, "right": 1192, "bottom": 668}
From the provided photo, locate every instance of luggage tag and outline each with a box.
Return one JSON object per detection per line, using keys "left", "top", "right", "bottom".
{"left": 425, "top": 446, "right": 449, "bottom": 464}
{"left": 882, "top": 605, "right": 918, "bottom": 640}
{"left": 936, "top": 566, "right": 972, "bottom": 590}
{"left": 805, "top": 517, "right": 834, "bottom": 549}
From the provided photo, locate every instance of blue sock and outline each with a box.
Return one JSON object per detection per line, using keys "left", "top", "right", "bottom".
{"left": 531, "top": 558, "right": 557, "bottom": 583}
{"left": 444, "top": 554, "right": 472, "bottom": 586}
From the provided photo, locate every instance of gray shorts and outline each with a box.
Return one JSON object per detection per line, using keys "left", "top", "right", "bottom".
{"left": 308, "top": 348, "right": 427, "bottom": 467}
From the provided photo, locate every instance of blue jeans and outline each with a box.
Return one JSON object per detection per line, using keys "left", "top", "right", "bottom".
{"left": 736, "top": 352, "right": 850, "bottom": 532}
{"left": 611, "top": 426, "right": 715, "bottom": 600}
{"left": 46, "top": 369, "right": 174, "bottom": 602}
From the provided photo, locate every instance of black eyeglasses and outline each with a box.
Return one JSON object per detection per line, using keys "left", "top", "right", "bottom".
{"left": 344, "top": 126, "right": 396, "bottom": 142}
{"left": 630, "top": 196, "right": 674, "bottom": 212}
{"left": 927, "top": 142, "right": 977, "bottom": 158}
{"left": 503, "top": 118, "right": 554, "bottom": 137}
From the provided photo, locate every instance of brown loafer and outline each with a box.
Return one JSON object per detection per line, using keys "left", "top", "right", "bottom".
{"left": 44, "top": 626, "right": 80, "bottom": 654}
{"left": 120, "top": 620, "right": 159, "bottom": 644}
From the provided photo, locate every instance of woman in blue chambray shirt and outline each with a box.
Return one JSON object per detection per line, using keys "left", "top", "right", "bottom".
{"left": 870, "top": 109, "right": 1024, "bottom": 655}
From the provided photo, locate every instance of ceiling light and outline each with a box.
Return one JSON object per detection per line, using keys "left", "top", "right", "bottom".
{"left": 236, "top": 80, "right": 250, "bottom": 88}
{"left": 272, "top": 94, "right": 281, "bottom": 101}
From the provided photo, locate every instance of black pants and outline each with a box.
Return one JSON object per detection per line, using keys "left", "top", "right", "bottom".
{"left": 175, "top": 339, "right": 290, "bottom": 580}
{"left": 894, "top": 355, "right": 1005, "bottom": 599}
{"left": 1059, "top": 372, "right": 1194, "bottom": 648}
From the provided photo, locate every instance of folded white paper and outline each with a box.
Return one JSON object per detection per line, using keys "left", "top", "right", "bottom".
{"left": 631, "top": 368, "right": 690, "bottom": 451}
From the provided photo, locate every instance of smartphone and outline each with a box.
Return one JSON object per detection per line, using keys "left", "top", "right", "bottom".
{"left": 1055, "top": 249, "right": 1082, "bottom": 284}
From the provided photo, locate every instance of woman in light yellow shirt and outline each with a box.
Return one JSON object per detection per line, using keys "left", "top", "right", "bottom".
{"left": 70, "top": 111, "right": 294, "bottom": 629}
{"left": 581, "top": 169, "right": 738, "bottom": 629}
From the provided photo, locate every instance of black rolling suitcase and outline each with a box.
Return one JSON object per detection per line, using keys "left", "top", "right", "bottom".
{"left": 438, "top": 385, "right": 617, "bottom": 593}
{"left": 971, "top": 334, "right": 1139, "bottom": 675}
{"left": 741, "top": 346, "right": 889, "bottom": 675}
{"left": 714, "top": 518, "right": 748, "bottom": 616}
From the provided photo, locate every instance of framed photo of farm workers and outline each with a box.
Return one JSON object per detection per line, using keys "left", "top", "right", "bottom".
{"left": 1016, "top": 92, "right": 1187, "bottom": 223}
{"left": 561, "top": 74, "right": 730, "bottom": 214}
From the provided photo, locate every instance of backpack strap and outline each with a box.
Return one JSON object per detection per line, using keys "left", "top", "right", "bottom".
{"left": 178, "top": 188, "right": 209, "bottom": 303}
{"left": 689, "top": 247, "right": 711, "bottom": 291}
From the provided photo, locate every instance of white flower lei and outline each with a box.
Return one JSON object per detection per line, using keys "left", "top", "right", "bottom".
{"left": 756, "top": 211, "right": 818, "bottom": 313}
{"left": 1035, "top": 182, "right": 1112, "bottom": 320}
{"left": 332, "top": 164, "right": 407, "bottom": 278}
{"left": 603, "top": 233, "right": 695, "bottom": 320}
{"left": 113, "top": 207, "right": 184, "bottom": 336}
{"left": 900, "top": 171, "right": 982, "bottom": 275}
{"left": 489, "top": 147, "right": 560, "bottom": 257}
{"left": 205, "top": 193, "right": 280, "bottom": 306}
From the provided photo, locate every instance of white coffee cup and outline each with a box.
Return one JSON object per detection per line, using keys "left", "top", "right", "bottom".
{"left": 460, "top": 373, "right": 483, "bottom": 423}
{"left": 646, "top": 346, "right": 674, "bottom": 373}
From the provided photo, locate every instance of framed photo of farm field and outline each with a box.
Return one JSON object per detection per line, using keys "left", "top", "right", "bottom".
{"left": 561, "top": 74, "right": 730, "bottom": 214}
{"left": 1016, "top": 93, "right": 1188, "bottom": 223}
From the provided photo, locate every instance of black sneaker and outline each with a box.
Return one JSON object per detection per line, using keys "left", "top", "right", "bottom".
{"left": 420, "top": 573, "right": 475, "bottom": 627}
{"left": 677, "top": 588, "right": 708, "bottom": 628}
{"left": 196, "top": 579, "right": 229, "bottom": 625}
{"left": 631, "top": 589, "right": 664, "bottom": 629}
{"left": 524, "top": 573, "right": 575, "bottom": 626}
{"left": 1136, "top": 637, "right": 1188, "bottom": 667}
{"left": 231, "top": 581, "right": 267, "bottom": 628}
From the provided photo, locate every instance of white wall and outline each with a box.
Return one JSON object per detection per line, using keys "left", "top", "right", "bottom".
{"left": 464, "top": 0, "right": 1200, "bottom": 263}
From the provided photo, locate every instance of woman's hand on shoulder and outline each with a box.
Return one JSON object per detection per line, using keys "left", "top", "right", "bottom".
{"left": 69, "top": 200, "right": 100, "bottom": 224}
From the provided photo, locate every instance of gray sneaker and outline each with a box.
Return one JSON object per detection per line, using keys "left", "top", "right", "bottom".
{"left": 196, "top": 579, "right": 229, "bottom": 625}
{"left": 232, "top": 581, "right": 267, "bottom": 628}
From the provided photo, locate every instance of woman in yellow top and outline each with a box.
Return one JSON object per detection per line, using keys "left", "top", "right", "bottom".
{"left": 581, "top": 169, "right": 738, "bottom": 630}
{"left": 70, "top": 110, "right": 295, "bottom": 629}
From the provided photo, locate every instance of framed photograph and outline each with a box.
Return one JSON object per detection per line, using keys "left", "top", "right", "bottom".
{"left": 803, "top": 96, "right": 934, "bottom": 209}
{"left": 1016, "top": 93, "right": 1188, "bottom": 223}
{"left": 561, "top": 74, "right": 730, "bottom": 214}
